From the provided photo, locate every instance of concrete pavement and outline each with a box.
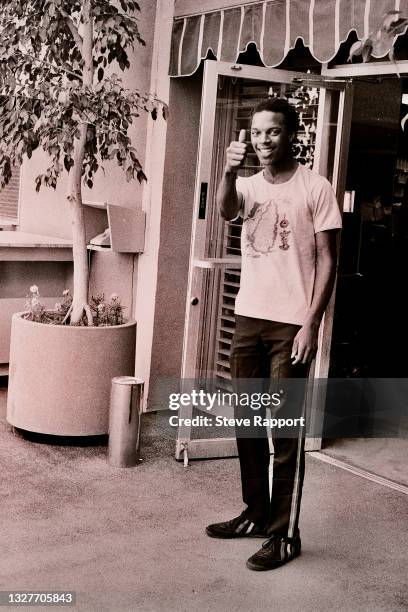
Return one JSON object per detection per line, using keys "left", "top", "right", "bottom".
{"left": 0, "top": 386, "right": 407, "bottom": 612}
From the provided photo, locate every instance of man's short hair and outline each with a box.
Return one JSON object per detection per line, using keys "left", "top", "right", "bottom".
{"left": 251, "top": 98, "right": 299, "bottom": 135}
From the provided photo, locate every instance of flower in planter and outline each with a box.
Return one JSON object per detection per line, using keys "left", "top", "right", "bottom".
{"left": 90, "top": 294, "right": 125, "bottom": 327}
{"left": 25, "top": 287, "right": 47, "bottom": 323}
{"left": 61, "top": 290, "right": 73, "bottom": 317}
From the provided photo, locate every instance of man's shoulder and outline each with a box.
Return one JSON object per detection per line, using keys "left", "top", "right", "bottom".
{"left": 297, "top": 165, "right": 332, "bottom": 191}
{"left": 236, "top": 171, "right": 263, "bottom": 201}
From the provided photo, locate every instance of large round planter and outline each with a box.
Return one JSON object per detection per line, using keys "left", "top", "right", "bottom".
{"left": 7, "top": 313, "right": 136, "bottom": 436}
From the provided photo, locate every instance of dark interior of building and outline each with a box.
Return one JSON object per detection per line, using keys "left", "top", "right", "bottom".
{"left": 323, "top": 77, "right": 408, "bottom": 460}
{"left": 329, "top": 77, "right": 408, "bottom": 379}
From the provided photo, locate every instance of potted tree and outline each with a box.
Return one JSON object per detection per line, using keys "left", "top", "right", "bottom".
{"left": 0, "top": 1, "right": 164, "bottom": 435}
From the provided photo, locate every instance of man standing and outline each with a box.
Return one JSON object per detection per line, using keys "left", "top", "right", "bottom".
{"left": 205, "top": 98, "right": 342, "bottom": 571}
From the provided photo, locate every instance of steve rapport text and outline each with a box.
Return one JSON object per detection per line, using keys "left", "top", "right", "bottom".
{"left": 169, "top": 415, "right": 306, "bottom": 428}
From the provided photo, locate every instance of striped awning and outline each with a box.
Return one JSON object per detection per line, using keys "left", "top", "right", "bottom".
{"left": 169, "top": 0, "right": 408, "bottom": 77}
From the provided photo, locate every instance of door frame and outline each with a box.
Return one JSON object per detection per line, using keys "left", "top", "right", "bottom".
{"left": 176, "top": 60, "right": 353, "bottom": 463}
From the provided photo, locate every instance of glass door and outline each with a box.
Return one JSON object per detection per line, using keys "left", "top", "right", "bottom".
{"left": 176, "top": 60, "right": 352, "bottom": 464}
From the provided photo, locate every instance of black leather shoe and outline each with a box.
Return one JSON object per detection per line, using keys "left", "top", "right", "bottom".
{"left": 246, "top": 532, "right": 301, "bottom": 570}
{"left": 205, "top": 512, "right": 267, "bottom": 539}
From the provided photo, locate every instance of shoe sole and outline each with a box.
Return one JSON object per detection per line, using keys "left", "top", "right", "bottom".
{"left": 205, "top": 528, "right": 267, "bottom": 539}
{"left": 246, "top": 549, "right": 301, "bottom": 571}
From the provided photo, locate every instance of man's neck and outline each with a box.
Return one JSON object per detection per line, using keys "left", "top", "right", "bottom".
{"left": 262, "top": 158, "right": 298, "bottom": 184}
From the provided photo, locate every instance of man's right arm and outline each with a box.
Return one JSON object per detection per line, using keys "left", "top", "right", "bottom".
{"left": 216, "top": 129, "right": 247, "bottom": 221}
{"left": 217, "top": 171, "right": 242, "bottom": 221}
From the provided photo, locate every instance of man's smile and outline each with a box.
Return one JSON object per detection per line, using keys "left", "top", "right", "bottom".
{"left": 256, "top": 146, "right": 276, "bottom": 162}
{"left": 257, "top": 146, "right": 274, "bottom": 154}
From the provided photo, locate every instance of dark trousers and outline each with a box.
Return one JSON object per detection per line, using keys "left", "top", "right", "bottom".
{"left": 230, "top": 315, "right": 309, "bottom": 538}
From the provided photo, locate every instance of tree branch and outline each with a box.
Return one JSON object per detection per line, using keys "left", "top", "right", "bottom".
{"left": 57, "top": 6, "right": 84, "bottom": 53}
{"left": 84, "top": 304, "right": 93, "bottom": 326}
{"left": 96, "top": 11, "right": 140, "bottom": 26}
{"left": 14, "top": 50, "right": 81, "bottom": 81}
{"left": 62, "top": 303, "right": 73, "bottom": 324}
{"left": 82, "top": 0, "right": 94, "bottom": 87}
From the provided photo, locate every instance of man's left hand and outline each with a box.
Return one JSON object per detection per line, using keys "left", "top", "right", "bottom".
{"left": 291, "top": 323, "right": 319, "bottom": 365}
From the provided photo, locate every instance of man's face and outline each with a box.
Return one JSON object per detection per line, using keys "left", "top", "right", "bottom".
{"left": 250, "top": 110, "right": 293, "bottom": 166}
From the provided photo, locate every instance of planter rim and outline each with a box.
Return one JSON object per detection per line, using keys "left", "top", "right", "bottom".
{"left": 12, "top": 311, "right": 136, "bottom": 330}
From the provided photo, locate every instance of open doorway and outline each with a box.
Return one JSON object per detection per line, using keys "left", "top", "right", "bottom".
{"left": 322, "top": 77, "right": 408, "bottom": 486}
{"left": 175, "top": 60, "right": 350, "bottom": 461}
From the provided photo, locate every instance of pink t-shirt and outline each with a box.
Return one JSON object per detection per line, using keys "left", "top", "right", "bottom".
{"left": 235, "top": 165, "right": 342, "bottom": 325}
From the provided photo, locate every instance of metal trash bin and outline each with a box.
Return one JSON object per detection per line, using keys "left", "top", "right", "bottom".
{"left": 108, "top": 376, "right": 144, "bottom": 467}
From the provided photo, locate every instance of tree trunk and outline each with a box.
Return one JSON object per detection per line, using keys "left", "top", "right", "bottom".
{"left": 68, "top": 126, "right": 90, "bottom": 324}
{"left": 68, "top": 0, "right": 94, "bottom": 325}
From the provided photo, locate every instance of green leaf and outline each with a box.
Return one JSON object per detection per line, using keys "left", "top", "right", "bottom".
{"left": 348, "top": 40, "right": 363, "bottom": 62}
{"left": 64, "top": 156, "right": 74, "bottom": 172}
{"left": 390, "top": 18, "right": 408, "bottom": 36}
{"left": 137, "top": 169, "right": 147, "bottom": 183}
{"left": 382, "top": 11, "right": 401, "bottom": 31}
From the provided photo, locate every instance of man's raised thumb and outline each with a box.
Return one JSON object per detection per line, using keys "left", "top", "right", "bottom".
{"left": 238, "top": 129, "right": 246, "bottom": 143}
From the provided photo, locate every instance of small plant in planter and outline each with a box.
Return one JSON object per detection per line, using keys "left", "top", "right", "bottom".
{"left": 24, "top": 286, "right": 125, "bottom": 326}
{"left": 348, "top": 10, "right": 408, "bottom": 66}
{"left": 89, "top": 293, "right": 125, "bottom": 327}
{"left": 0, "top": 0, "right": 166, "bottom": 324}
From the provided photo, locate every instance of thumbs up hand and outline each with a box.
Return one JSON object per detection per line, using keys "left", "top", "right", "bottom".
{"left": 238, "top": 129, "right": 246, "bottom": 143}
{"left": 225, "top": 129, "right": 247, "bottom": 174}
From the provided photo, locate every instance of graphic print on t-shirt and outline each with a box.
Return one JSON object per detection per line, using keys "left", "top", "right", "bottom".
{"left": 244, "top": 198, "right": 291, "bottom": 256}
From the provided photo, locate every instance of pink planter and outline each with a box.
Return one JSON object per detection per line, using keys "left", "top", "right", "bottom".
{"left": 7, "top": 313, "right": 136, "bottom": 436}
